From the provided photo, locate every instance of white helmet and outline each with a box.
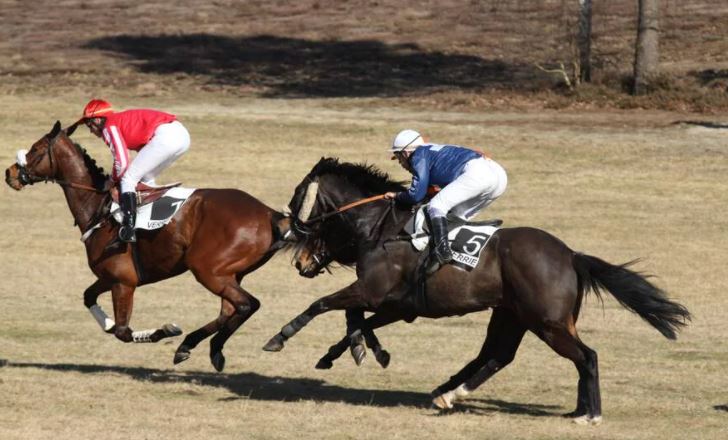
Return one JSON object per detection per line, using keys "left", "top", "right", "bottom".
{"left": 390, "top": 129, "right": 424, "bottom": 153}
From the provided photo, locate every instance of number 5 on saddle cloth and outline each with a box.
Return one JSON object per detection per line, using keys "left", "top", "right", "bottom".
{"left": 403, "top": 206, "right": 502, "bottom": 272}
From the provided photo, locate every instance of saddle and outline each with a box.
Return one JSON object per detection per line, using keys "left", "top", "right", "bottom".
{"left": 110, "top": 182, "right": 182, "bottom": 206}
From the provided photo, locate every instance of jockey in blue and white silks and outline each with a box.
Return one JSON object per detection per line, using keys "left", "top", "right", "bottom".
{"left": 384, "top": 129, "right": 507, "bottom": 269}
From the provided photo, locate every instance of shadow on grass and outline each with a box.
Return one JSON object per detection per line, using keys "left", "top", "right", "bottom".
{"left": 451, "top": 398, "right": 562, "bottom": 417}
{"left": 715, "top": 404, "right": 728, "bottom": 412}
{"left": 2, "top": 359, "right": 561, "bottom": 416}
{"left": 673, "top": 120, "right": 728, "bottom": 130}
{"left": 83, "top": 34, "right": 547, "bottom": 98}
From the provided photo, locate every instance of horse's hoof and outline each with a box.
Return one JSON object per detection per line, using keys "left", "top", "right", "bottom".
{"left": 375, "top": 350, "right": 390, "bottom": 368}
{"left": 315, "top": 358, "right": 333, "bottom": 370}
{"left": 162, "top": 323, "right": 183, "bottom": 337}
{"left": 115, "top": 326, "right": 133, "bottom": 343}
{"left": 174, "top": 346, "right": 191, "bottom": 365}
{"left": 432, "top": 394, "right": 453, "bottom": 410}
{"left": 211, "top": 351, "right": 225, "bottom": 372}
{"left": 262, "top": 335, "right": 284, "bottom": 352}
{"left": 351, "top": 344, "right": 366, "bottom": 366}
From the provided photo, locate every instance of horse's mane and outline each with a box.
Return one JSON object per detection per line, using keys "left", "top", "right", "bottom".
{"left": 71, "top": 141, "right": 108, "bottom": 190}
{"left": 309, "top": 157, "right": 406, "bottom": 194}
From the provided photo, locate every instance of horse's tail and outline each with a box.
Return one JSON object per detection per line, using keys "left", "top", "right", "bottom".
{"left": 573, "top": 253, "right": 691, "bottom": 340}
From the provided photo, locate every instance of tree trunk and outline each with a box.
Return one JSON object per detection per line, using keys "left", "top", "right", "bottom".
{"left": 633, "top": 0, "right": 660, "bottom": 95}
{"left": 577, "top": 0, "right": 593, "bottom": 83}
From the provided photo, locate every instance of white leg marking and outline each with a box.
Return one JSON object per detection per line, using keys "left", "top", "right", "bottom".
{"left": 433, "top": 384, "right": 470, "bottom": 410}
{"left": 452, "top": 384, "right": 470, "bottom": 399}
{"left": 131, "top": 329, "right": 157, "bottom": 343}
{"left": 573, "top": 414, "right": 602, "bottom": 426}
{"left": 89, "top": 305, "right": 115, "bottom": 332}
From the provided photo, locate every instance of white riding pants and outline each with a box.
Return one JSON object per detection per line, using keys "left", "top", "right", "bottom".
{"left": 428, "top": 157, "right": 507, "bottom": 221}
{"left": 120, "top": 121, "right": 190, "bottom": 193}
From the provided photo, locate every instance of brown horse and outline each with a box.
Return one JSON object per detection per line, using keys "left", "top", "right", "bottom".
{"left": 5, "top": 121, "right": 291, "bottom": 371}
{"left": 263, "top": 158, "right": 691, "bottom": 424}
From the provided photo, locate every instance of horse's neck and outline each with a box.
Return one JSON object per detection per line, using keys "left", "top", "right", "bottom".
{"left": 57, "top": 148, "right": 106, "bottom": 232}
{"left": 348, "top": 202, "right": 411, "bottom": 243}
{"left": 61, "top": 186, "right": 106, "bottom": 232}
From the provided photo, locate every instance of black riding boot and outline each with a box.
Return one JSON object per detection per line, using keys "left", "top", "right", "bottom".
{"left": 428, "top": 216, "right": 452, "bottom": 272}
{"left": 119, "top": 191, "right": 137, "bottom": 243}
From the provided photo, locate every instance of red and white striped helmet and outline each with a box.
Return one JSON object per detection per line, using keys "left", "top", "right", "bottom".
{"left": 82, "top": 99, "right": 114, "bottom": 119}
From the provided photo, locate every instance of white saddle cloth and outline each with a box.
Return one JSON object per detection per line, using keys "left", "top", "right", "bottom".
{"left": 111, "top": 187, "right": 196, "bottom": 230}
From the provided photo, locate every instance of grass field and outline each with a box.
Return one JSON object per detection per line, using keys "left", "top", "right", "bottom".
{"left": 1, "top": 1, "right": 728, "bottom": 439}
{"left": 2, "top": 95, "right": 726, "bottom": 439}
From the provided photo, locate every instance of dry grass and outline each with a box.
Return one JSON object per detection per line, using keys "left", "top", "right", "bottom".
{"left": 1, "top": 93, "right": 727, "bottom": 439}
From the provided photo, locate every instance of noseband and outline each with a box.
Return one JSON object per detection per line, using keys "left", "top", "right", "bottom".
{"left": 15, "top": 136, "right": 57, "bottom": 186}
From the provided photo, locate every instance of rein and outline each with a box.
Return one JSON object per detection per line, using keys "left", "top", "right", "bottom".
{"left": 305, "top": 194, "right": 386, "bottom": 224}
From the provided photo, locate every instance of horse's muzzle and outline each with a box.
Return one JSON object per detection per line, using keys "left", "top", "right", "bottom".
{"left": 5, "top": 165, "right": 24, "bottom": 191}
{"left": 296, "top": 260, "right": 320, "bottom": 278}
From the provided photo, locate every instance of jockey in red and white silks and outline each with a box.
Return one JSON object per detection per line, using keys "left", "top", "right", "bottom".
{"left": 78, "top": 99, "right": 191, "bottom": 242}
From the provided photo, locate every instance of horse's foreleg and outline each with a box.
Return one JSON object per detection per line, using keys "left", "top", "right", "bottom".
{"left": 110, "top": 283, "right": 136, "bottom": 342}
{"left": 343, "top": 309, "right": 366, "bottom": 365}
{"left": 84, "top": 280, "right": 114, "bottom": 333}
{"left": 263, "top": 282, "right": 365, "bottom": 352}
{"left": 85, "top": 280, "right": 181, "bottom": 343}
{"left": 316, "top": 310, "right": 403, "bottom": 370}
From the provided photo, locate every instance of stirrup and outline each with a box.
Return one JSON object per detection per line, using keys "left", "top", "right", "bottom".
{"left": 426, "top": 259, "right": 441, "bottom": 275}
{"left": 426, "top": 251, "right": 447, "bottom": 275}
{"left": 434, "top": 239, "right": 453, "bottom": 264}
{"left": 119, "top": 225, "right": 137, "bottom": 243}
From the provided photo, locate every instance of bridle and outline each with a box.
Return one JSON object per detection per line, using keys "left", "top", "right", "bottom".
{"left": 291, "top": 186, "right": 395, "bottom": 275}
{"left": 16, "top": 131, "right": 113, "bottom": 236}
{"left": 17, "top": 133, "right": 107, "bottom": 194}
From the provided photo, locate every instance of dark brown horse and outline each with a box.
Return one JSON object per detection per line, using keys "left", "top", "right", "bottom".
{"left": 5, "top": 121, "right": 291, "bottom": 371}
{"left": 263, "top": 158, "right": 691, "bottom": 424}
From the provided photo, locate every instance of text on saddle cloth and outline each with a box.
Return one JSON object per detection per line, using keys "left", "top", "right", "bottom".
{"left": 111, "top": 187, "right": 196, "bottom": 230}
{"left": 403, "top": 206, "right": 499, "bottom": 272}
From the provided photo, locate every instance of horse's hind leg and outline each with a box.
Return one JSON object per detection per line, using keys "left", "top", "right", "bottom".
{"left": 207, "top": 285, "right": 261, "bottom": 372}
{"left": 176, "top": 271, "right": 256, "bottom": 370}
{"left": 432, "top": 307, "right": 526, "bottom": 410}
{"left": 535, "top": 320, "right": 601, "bottom": 425}
{"left": 174, "top": 300, "right": 232, "bottom": 366}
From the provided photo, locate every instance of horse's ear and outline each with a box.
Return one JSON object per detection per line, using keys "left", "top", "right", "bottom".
{"left": 65, "top": 122, "right": 79, "bottom": 137}
{"left": 49, "top": 121, "right": 62, "bottom": 138}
